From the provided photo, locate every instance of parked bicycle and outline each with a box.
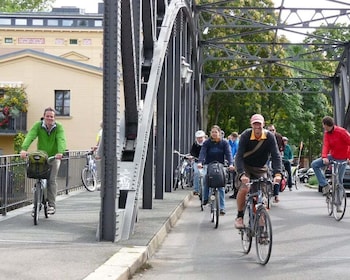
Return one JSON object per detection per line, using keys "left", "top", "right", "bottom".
{"left": 326, "top": 160, "right": 347, "bottom": 221}
{"left": 239, "top": 177, "right": 273, "bottom": 265}
{"left": 26, "top": 151, "right": 56, "bottom": 226}
{"left": 173, "top": 150, "right": 193, "bottom": 190}
{"left": 81, "top": 149, "right": 98, "bottom": 192}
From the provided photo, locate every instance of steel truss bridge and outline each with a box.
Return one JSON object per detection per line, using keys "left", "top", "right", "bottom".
{"left": 98, "top": 0, "right": 350, "bottom": 241}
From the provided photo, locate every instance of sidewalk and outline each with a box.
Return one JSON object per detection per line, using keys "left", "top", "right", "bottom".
{"left": 0, "top": 188, "right": 192, "bottom": 280}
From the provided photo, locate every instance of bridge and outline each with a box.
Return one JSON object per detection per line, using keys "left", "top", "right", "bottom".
{"left": 98, "top": 0, "right": 350, "bottom": 241}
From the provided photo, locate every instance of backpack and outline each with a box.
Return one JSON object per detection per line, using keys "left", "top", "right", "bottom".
{"left": 26, "top": 151, "right": 51, "bottom": 179}
{"left": 206, "top": 161, "right": 226, "bottom": 188}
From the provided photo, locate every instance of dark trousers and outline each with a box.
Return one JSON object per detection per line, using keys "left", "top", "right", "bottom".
{"left": 283, "top": 160, "right": 292, "bottom": 188}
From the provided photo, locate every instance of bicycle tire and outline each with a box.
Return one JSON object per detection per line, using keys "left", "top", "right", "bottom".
{"left": 210, "top": 190, "right": 219, "bottom": 228}
{"left": 255, "top": 206, "right": 273, "bottom": 265}
{"left": 81, "top": 167, "right": 97, "bottom": 192}
{"left": 199, "top": 176, "right": 204, "bottom": 211}
{"left": 333, "top": 185, "right": 346, "bottom": 221}
{"left": 33, "top": 182, "right": 42, "bottom": 226}
{"left": 241, "top": 202, "right": 252, "bottom": 254}
{"left": 42, "top": 184, "right": 48, "bottom": 218}
{"left": 326, "top": 192, "right": 333, "bottom": 216}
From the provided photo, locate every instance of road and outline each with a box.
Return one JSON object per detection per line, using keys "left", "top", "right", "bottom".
{"left": 132, "top": 185, "right": 350, "bottom": 280}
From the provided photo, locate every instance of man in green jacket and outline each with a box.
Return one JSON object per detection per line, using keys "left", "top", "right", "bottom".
{"left": 20, "top": 107, "right": 67, "bottom": 215}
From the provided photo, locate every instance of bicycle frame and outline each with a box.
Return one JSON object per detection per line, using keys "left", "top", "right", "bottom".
{"left": 81, "top": 150, "right": 98, "bottom": 192}
{"left": 33, "top": 178, "right": 48, "bottom": 225}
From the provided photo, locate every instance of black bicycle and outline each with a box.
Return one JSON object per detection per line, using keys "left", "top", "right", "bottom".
{"left": 26, "top": 152, "right": 55, "bottom": 225}
{"left": 239, "top": 177, "right": 273, "bottom": 265}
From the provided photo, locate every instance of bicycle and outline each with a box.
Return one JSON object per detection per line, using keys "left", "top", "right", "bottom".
{"left": 26, "top": 152, "right": 55, "bottom": 226}
{"left": 326, "top": 160, "right": 347, "bottom": 221}
{"left": 81, "top": 149, "right": 98, "bottom": 192}
{"left": 239, "top": 177, "right": 273, "bottom": 265}
{"left": 209, "top": 185, "right": 220, "bottom": 229}
{"left": 198, "top": 168, "right": 205, "bottom": 211}
{"left": 173, "top": 150, "right": 193, "bottom": 190}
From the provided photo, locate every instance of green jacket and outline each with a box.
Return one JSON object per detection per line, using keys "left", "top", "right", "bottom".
{"left": 21, "top": 121, "right": 66, "bottom": 157}
{"left": 283, "top": 144, "right": 293, "bottom": 161}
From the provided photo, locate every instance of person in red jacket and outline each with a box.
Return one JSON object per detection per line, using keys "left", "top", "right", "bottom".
{"left": 311, "top": 116, "right": 350, "bottom": 195}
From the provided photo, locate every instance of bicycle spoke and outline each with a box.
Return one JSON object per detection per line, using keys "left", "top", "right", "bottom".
{"left": 333, "top": 186, "right": 346, "bottom": 221}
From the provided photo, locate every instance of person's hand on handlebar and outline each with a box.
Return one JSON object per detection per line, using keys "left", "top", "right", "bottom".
{"left": 273, "top": 173, "right": 282, "bottom": 184}
{"left": 55, "top": 153, "right": 63, "bottom": 160}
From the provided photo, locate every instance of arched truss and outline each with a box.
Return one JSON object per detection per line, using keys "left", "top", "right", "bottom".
{"left": 100, "top": 0, "right": 200, "bottom": 241}
{"left": 196, "top": 0, "right": 350, "bottom": 125}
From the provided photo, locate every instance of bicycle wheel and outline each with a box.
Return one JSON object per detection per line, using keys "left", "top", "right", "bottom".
{"left": 33, "top": 182, "right": 42, "bottom": 226}
{"left": 333, "top": 185, "right": 347, "bottom": 221}
{"left": 241, "top": 202, "right": 252, "bottom": 254}
{"left": 255, "top": 207, "right": 273, "bottom": 265}
{"left": 81, "top": 167, "right": 97, "bottom": 192}
{"left": 210, "top": 190, "right": 219, "bottom": 228}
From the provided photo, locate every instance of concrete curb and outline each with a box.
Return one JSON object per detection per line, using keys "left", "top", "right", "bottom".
{"left": 83, "top": 192, "right": 193, "bottom": 280}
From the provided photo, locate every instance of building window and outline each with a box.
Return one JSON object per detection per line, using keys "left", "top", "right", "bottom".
{"left": 47, "top": 19, "right": 59, "bottom": 26}
{"left": 55, "top": 90, "right": 70, "bottom": 116}
{"left": 62, "top": 19, "right": 74, "bottom": 27}
{"left": 32, "top": 19, "right": 44, "bottom": 26}
{"left": 15, "top": 19, "right": 27, "bottom": 25}
{"left": 0, "top": 18, "right": 11, "bottom": 25}
{"left": 69, "top": 39, "right": 78, "bottom": 45}
{"left": 94, "top": 20, "right": 102, "bottom": 27}
{"left": 4, "top": 38, "right": 13, "bottom": 44}
{"left": 78, "top": 19, "right": 87, "bottom": 27}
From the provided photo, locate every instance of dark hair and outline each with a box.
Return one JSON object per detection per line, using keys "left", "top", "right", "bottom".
{"left": 322, "top": 116, "right": 334, "bottom": 127}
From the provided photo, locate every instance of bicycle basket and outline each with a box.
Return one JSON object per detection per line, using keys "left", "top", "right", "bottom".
{"left": 26, "top": 151, "right": 51, "bottom": 179}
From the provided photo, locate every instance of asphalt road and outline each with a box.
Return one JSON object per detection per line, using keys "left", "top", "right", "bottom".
{"left": 132, "top": 185, "right": 350, "bottom": 280}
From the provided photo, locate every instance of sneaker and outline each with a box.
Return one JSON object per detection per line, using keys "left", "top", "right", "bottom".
{"left": 273, "top": 196, "right": 280, "bottom": 203}
{"left": 234, "top": 217, "right": 244, "bottom": 229}
{"left": 47, "top": 206, "right": 56, "bottom": 215}
{"left": 289, "top": 187, "right": 292, "bottom": 191}
{"left": 203, "top": 200, "right": 208, "bottom": 206}
{"left": 229, "top": 194, "right": 236, "bottom": 199}
{"left": 31, "top": 207, "right": 35, "bottom": 217}
{"left": 193, "top": 191, "right": 199, "bottom": 196}
{"left": 258, "top": 231, "right": 269, "bottom": 245}
{"left": 220, "top": 210, "right": 226, "bottom": 215}
{"left": 322, "top": 184, "right": 331, "bottom": 195}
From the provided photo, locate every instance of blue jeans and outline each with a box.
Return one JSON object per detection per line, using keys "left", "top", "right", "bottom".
{"left": 202, "top": 165, "right": 225, "bottom": 211}
{"left": 311, "top": 156, "right": 346, "bottom": 187}
{"left": 193, "top": 162, "right": 200, "bottom": 193}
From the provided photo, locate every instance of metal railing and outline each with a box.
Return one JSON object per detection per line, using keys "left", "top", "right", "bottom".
{"left": 0, "top": 150, "right": 101, "bottom": 215}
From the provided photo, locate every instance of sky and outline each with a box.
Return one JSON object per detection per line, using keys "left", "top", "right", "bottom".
{"left": 52, "top": 0, "right": 101, "bottom": 13}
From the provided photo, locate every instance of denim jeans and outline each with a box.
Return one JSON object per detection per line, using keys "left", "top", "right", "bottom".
{"left": 193, "top": 162, "right": 200, "bottom": 193}
{"left": 202, "top": 165, "right": 225, "bottom": 211}
{"left": 311, "top": 156, "right": 346, "bottom": 187}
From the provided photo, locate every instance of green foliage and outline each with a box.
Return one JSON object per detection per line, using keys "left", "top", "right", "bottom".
{"left": 0, "top": 87, "right": 28, "bottom": 112}
{"left": 14, "top": 132, "right": 26, "bottom": 154}
{"left": 0, "top": 0, "right": 54, "bottom": 12}
{"left": 308, "top": 176, "right": 318, "bottom": 186}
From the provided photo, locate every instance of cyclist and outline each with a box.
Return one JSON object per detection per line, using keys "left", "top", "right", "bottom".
{"left": 311, "top": 116, "right": 350, "bottom": 195}
{"left": 228, "top": 132, "right": 239, "bottom": 199}
{"left": 190, "top": 130, "right": 206, "bottom": 195}
{"left": 20, "top": 107, "right": 67, "bottom": 215}
{"left": 282, "top": 136, "right": 293, "bottom": 191}
{"left": 197, "top": 125, "right": 234, "bottom": 215}
{"left": 234, "top": 114, "right": 282, "bottom": 229}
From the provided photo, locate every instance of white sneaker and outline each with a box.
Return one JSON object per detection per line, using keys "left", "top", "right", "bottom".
{"left": 322, "top": 185, "right": 331, "bottom": 195}
{"left": 47, "top": 206, "right": 56, "bottom": 215}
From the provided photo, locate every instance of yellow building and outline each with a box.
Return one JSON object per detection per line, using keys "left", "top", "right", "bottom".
{"left": 0, "top": 7, "right": 103, "bottom": 155}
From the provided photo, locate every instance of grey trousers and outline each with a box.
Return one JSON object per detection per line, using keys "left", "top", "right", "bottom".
{"left": 47, "top": 159, "right": 61, "bottom": 207}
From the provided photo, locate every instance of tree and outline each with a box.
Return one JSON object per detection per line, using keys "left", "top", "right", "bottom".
{"left": 0, "top": 0, "right": 54, "bottom": 12}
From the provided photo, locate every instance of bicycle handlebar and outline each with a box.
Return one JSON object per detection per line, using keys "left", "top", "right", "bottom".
{"left": 173, "top": 150, "right": 192, "bottom": 159}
